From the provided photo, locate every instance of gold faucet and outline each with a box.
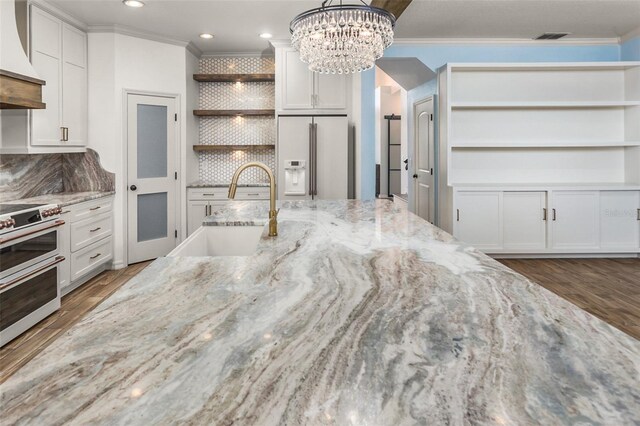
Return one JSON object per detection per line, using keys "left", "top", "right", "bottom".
{"left": 228, "top": 161, "right": 278, "bottom": 237}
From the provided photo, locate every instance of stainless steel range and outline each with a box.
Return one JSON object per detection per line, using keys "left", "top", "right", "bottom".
{"left": 0, "top": 203, "right": 65, "bottom": 346}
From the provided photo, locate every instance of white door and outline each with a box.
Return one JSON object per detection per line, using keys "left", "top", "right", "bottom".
{"left": 281, "top": 49, "right": 314, "bottom": 110}
{"left": 454, "top": 191, "right": 502, "bottom": 250}
{"left": 503, "top": 191, "right": 547, "bottom": 250}
{"left": 127, "top": 94, "right": 178, "bottom": 264}
{"left": 314, "top": 116, "right": 348, "bottom": 199}
{"left": 30, "top": 6, "right": 62, "bottom": 146}
{"left": 600, "top": 191, "right": 640, "bottom": 251}
{"left": 550, "top": 191, "right": 599, "bottom": 250}
{"left": 315, "top": 73, "right": 347, "bottom": 109}
{"left": 277, "top": 116, "right": 312, "bottom": 200}
{"left": 61, "top": 23, "right": 87, "bottom": 146}
{"left": 413, "top": 97, "right": 435, "bottom": 223}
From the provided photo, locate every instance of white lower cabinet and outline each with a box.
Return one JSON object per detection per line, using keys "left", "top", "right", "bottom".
{"left": 454, "top": 191, "right": 502, "bottom": 250}
{"left": 600, "top": 191, "right": 640, "bottom": 250}
{"left": 503, "top": 191, "right": 547, "bottom": 251}
{"left": 453, "top": 188, "right": 640, "bottom": 255}
{"left": 59, "top": 197, "right": 114, "bottom": 296}
{"left": 550, "top": 191, "right": 599, "bottom": 250}
{"left": 187, "top": 187, "right": 270, "bottom": 236}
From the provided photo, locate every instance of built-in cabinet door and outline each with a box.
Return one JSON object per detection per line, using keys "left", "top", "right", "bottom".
{"left": 314, "top": 116, "right": 348, "bottom": 199}
{"left": 30, "top": 6, "right": 62, "bottom": 146}
{"left": 600, "top": 191, "right": 640, "bottom": 250}
{"left": 550, "top": 191, "right": 599, "bottom": 250}
{"left": 188, "top": 201, "right": 209, "bottom": 236}
{"left": 454, "top": 191, "right": 502, "bottom": 250}
{"left": 61, "top": 23, "right": 87, "bottom": 146}
{"left": 315, "top": 73, "right": 347, "bottom": 109}
{"left": 503, "top": 192, "right": 547, "bottom": 250}
{"left": 281, "top": 50, "right": 314, "bottom": 110}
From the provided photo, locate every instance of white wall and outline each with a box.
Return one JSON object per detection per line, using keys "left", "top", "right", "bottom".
{"left": 88, "top": 32, "right": 191, "bottom": 268}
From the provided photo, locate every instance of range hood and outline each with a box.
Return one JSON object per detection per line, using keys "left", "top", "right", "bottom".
{"left": 0, "top": 0, "right": 45, "bottom": 109}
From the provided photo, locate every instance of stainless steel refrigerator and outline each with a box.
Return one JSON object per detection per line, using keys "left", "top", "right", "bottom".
{"left": 277, "top": 116, "right": 352, "bottom": 200}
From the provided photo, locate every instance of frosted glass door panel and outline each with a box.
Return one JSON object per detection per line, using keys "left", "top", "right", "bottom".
{"left": 137, "top": 193, "right": 168, "bottom": 242}
{"left": 137, "top": 104, "right": 168, "bottom": 179}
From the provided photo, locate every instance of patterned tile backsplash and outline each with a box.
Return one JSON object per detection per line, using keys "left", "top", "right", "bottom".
{"left": 197, "top": 56, "right": 276, "bottom": 184}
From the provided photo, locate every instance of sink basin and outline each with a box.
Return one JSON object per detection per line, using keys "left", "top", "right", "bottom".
{"left": 168, "top": 226, "right": 264, "bottom": 257}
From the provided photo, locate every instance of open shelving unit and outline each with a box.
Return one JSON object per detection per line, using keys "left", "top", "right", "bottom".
{"left": 441, "top": 62, "right": 640, "bottom": 187}
{"left": 193, "top": 144, "right": 275, "bottom": 152}
{"left": 193, "top": 73, "right": 275, "bottom": 82}
{"left": 193, "top": 109, "right": 275, "bottom": 117}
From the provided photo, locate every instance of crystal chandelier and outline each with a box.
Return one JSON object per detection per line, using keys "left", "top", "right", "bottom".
{"left": 290, "top": 0, "right": 396, "bottom": 74}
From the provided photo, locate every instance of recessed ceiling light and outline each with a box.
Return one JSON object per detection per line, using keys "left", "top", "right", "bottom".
{"left": 259, "top": 33, "right": 273, "bottom": 39}
{"left": 123, "top": 0, "right": 145, "bottom": 7}
{"left": 200, "top": 33, "right": 214, "bottom": 39}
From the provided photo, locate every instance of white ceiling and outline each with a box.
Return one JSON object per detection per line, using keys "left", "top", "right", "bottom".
{"left": 47, "top": 0, "right": 640, "bottom": 54}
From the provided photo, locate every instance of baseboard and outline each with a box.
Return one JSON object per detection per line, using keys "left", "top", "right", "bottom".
{"left": 110, "top": 260, "right": 127, "bottom": 270}
{"left": 491, "top": 253, "right": 639, "bottom": 259}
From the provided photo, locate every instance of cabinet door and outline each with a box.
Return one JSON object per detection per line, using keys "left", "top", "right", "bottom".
{"left": 600, "top": 191, "right": 640, "bottom": 251}
{"left": 454, "top": 191, "right": 502, "bottom": 250}
{"left": 315, "top": 73, "right": 347, "bottom": 109}
{"left": 61, "top": 23, "right": 87, "bottom": 146}
{"left": 550, "top": 191, "right": 599, "bottom": 250}
{"left": 314, "top": 116, "right": 348, "bottom": 199}
{"left": 503, "top": 192, "right": 547, "bottom": 250}
{"left": 30, "top": 6, "right": 62, "bottom": 146}
{"left": 281, "top": 49, "right": 314, "bottom": 110}
{"left": 188, "top": 201, "right": 209, "bottom": 236}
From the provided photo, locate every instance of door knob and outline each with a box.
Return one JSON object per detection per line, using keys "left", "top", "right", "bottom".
{"left": 130, "top": 185, "right": 137, "bottom": 191}
{"left": 413, "top": 174, "right": 418, "bottom": 179}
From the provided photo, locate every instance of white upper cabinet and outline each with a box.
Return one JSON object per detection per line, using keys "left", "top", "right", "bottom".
{"left": 30, "top": 5, "right": 87, "bottom": 149}
{"left": 276, "top": 47, "right": 348, "bottom": 112}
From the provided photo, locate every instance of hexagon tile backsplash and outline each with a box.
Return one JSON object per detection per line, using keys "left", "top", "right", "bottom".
{"left": 197, "top": 56, "right": 276, "bottom": 184}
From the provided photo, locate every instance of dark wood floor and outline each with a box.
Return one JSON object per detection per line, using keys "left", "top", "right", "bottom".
{"left": 1, "top": 259, "right": 638, "bottom": 383}
{"left": 499, "top": 258, "right": 640, "bottom": 340}
{"left": 0, "top": 261, "right": 151, "bottom": 384}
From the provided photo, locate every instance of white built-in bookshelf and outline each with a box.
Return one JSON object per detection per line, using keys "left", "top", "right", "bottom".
{"left": 439, "top": 62, "right": 640, "bottom": 187}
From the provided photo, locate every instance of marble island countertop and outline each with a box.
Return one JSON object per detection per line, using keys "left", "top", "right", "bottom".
{"left": 2, "top": 200, "right": 639, "bottom": 425}
{"left": 3, "top": 191, "right": 115, "bottom": 207}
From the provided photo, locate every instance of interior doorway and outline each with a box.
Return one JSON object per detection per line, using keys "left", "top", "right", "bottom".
{"left": 126, "top": 93, "right": 179, "bottom": 264}
{"left": 413, "top": 96, "right": 436, "bottom": 223}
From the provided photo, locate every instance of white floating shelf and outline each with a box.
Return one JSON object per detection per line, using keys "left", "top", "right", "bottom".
{"left": 450, "top": 140, "right": 640, "bottom": 148}
{"left": 450, "top": 101, "right": 640, "bottom": 109}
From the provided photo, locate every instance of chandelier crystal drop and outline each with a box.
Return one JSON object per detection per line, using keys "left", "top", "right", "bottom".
{"left": 290, "top": 1, "right": 396, "bottom": 74}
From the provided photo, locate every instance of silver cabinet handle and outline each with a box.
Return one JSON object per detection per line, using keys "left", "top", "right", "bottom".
{"left": 204, "top": 205, "right": 208, "bottom": 215}
{"left": 90, "top": 253, "right": 101, "bottom": 260}
{"left": 61, "top": 210, "right": 71, "bottom": 215}
{"left": 89, "top": 206, "right": 101, "bottom": 211}
{"left": 552, "top": 208, "right": 557, "bottom": 221}
{"left": 542, "top": 208, "right": 547, "bottom": 221}
{"left": 90, "top": 227, "right": 101, "bottom": 233}
{"left": 202, "top": 193, "right": 216, "bottom": 197}
{"left": 247, "top": 193, "right": 260, "bottom": 196}
{"left": 456, "top": 209, "right": 460, "bottom": 221}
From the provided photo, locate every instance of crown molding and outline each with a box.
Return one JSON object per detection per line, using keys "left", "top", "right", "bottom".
{"left": 28, "top": 0, "right": 87, "bottom": 31}
{"left": 621, "top": 28, "right": 640, "bottom": 43}
{"left": 392, "top": 37, "right": 620, "bottom": 46}
{"left": 87, "top": 24, "right": 191, "bottom": 49}
{"left": 269, "top": 39, "right": 292, "bottom": 49}
{"left": 186, "top": 42, "right": 203, "bottom": 58}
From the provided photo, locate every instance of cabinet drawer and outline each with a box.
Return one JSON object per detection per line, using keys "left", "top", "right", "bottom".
{"left": 68, "top": 197, "right": 113, "bottom": 222}
{"left": 71, "top": 237, "right": 112, "bottom": 282}
{"left": 70, "top": 211, "right": 113, "bottom": 252}
{"left": 188, "top": 188, "right": 228, "bottom": 200}
{"left": 233, "top": 188, "right": 270, "bottom": 200}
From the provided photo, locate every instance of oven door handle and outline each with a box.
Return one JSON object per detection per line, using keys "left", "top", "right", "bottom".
{"left": 0, "top": 256, "right": 65, "bottom": 292}
{"left": 0, "top": 220, "right": 65, "bottom": 245}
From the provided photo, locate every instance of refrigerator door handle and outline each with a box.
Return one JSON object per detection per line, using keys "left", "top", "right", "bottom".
{"left": 313, "top": 123, "right": 318, "bottom": 198}
{"left": 309, "top": 123, "right": 314, "bottom": 198}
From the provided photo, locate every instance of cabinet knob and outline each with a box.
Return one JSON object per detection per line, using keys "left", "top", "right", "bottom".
{"left": 130, "top": 185, "right": 137, "bottom": 191}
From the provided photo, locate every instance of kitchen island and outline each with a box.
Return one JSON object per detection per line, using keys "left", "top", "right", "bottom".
{"left": 2, "top": 200, "right": 639, "bottom": 425}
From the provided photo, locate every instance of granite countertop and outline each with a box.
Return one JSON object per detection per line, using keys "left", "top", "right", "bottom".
{"left": 2, "top": 200, "right": 639, "bottom": 425}
{"left": 3, "top": 191, "right": 115, "bottom": 207}
{"left": 187, "top": 180, "right": 270, "bottom": 188}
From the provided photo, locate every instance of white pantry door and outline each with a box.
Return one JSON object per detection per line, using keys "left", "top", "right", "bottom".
{"left": 414, "top": 97, "right": 435, "bottom": 223}
{"left": 127, "top": 94, "right": 178, "bottom": 264}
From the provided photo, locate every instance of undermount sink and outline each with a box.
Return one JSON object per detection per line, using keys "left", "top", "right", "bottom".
{"left": 168, "top": 226, "right": 264, "bottom": 257}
